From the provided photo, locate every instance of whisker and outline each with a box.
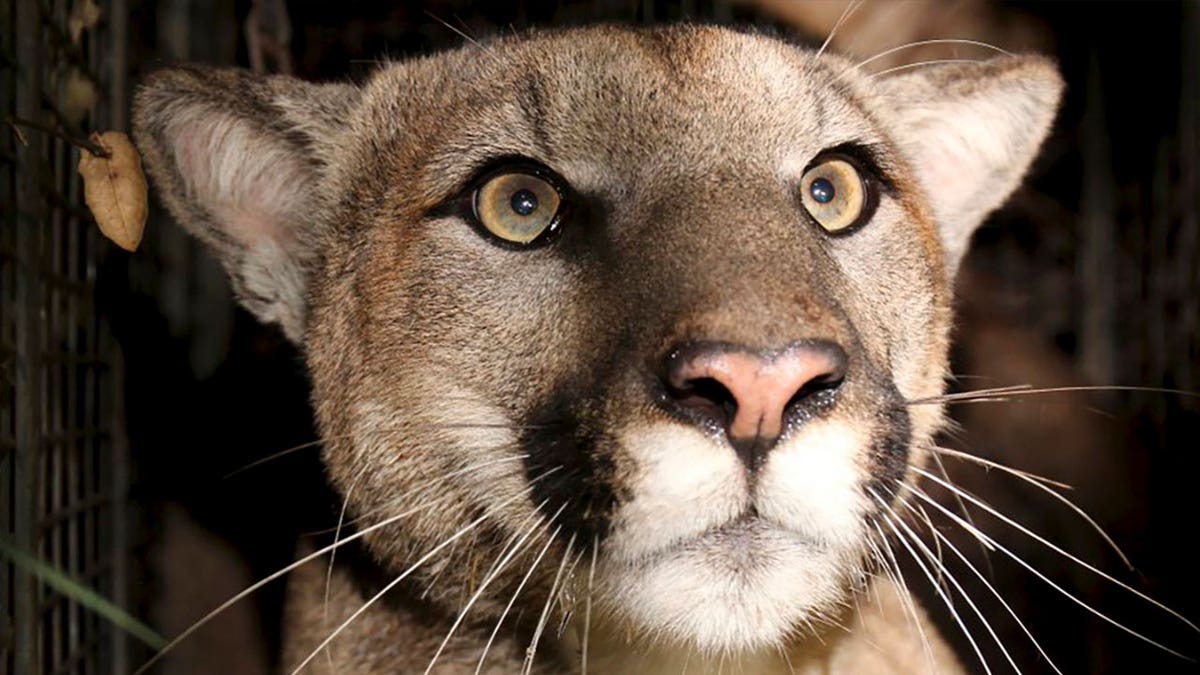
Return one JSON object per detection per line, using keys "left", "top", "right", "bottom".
{"left": 222, "top": 421, "right": 532, "bottom": 479}
{"left": 555, "top": 550, "right": 586, "bottom": 639}
{"left": 581, "top": 536, "right": 598, "bottom": 675}
{"left": 865, "top": 531, "right": 938, "bottom": 674}
{"left": 301, "top": 453, "right": 528, "bottom": 536}
{"left": 870, "top": 498, "right": 993, "bottom": 675}
{"left": 474, "top": 521, "right": 563, "bottom": 675}
{"left": 926, "top": 444, "right": 1071, "bottom": 489}
{"left": 474, "top": 503, "right": 551, "bottom": 589}
{"left": 927, "top": 444, "right": 1133, "bottom": 569}
{"left": 905, "top": 476, "right": 953, "bottom": 595}
{"left": 133, "top": 492, "right": 457, "bottom": 675}
{"left": 222, "top": 437, "right": 325, "bottom": 479}
{"left": 522, "top": 533, "right": 577, "bottom": 675}
{"left": 899, "top": 498, "right": 1065, "bottom": 675}
{"left": 422, "top": 10, "right": 500, "bottom": 64}
{"left": 907, "top": 384, "right": 1200, "bottom": 407}
{"left": 855, "top": 38, "right": 1012, "bottom": 71}
{"left": 423, "top": 503, "right": 562, "bottom": 675}
{"left": 927, "top": 445, "right": 996, "bottom": 577}
{"left": 323, "top": 463, "right": 369, "bottom": 671}
{"left": 888, "top": 497, "right": 1023, "bottom": 674}
{"left": 905, "top": 481, "right": 1197, "bottom": 659}
{"left": 816, "top": 0, "right": 864, "bottom": 59}
{"left": 913, "top": 467, "right": 1197, "bottom": 633}
{"left": 840, "top": 0, "right": 908, "bottom": 57}
{"left": 289, "top": 476, "right": 556, "bottom": 674}
{"left": 136, "top": 456, "right": 544, "bottom": 674}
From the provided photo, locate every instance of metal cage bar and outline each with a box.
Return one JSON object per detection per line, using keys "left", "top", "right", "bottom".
{"left": 2, "top": 0, "right": 132, "bottom": 673}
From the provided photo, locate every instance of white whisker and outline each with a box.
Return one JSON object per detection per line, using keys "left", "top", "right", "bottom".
{"left": 927, "top": 444, "right": 1071, "bottom": 489}
{"left": 928, "top": 444, "right": 1133, "bottom": 569}
{"left": 907, "top": 384, "right": 1200, "bottom": 407}
{"left": 817, "top": 0, "right": 864, "bottom": 59}
{"left": 324, "top": 463, "right": 369, "bottom": 671}
{"left": 913, "top": 467, "right": 1198, "bottom": 633}
{"left": 580, "top": 537, "right": 598, "bottom": 675}
{"left": 890, "top": 498, "right": 1023, "bottom": 673}
{"left": 290, "top": 482, "right": 548, "bottom": 674}
{"left": 905, "top": 481, "right": 1197, "bottom": 659}
{"left": 855, "top": 38, "right": 1011, "bottom": 71}
{"left": 865, "top": 532, "right": 938, "bottom": 675}
{"left": 423, "top": 503, "right": 562, "bottom": 675}
{"left": 899, "top": 498, "right": 1065, "bottom": 675}
{"left": 133, "top": 490, "right": 462, "bottom": 675}
{"left": 870, "top": 501, "right": 992, "bottom": 675}
{"left": 522, "top": 533, "right": 577, "bottom": 675}
{"left": 474, "top": 522, "right": 563, "bottom": 675}
{"left": 928, "top": 447, "right": 996, "bottom": 576}
{"left": 907, "top": 385, "right": 1036, "bottom": 405}
{"left": 422, "top": 10, "right": 505, "bottom": 67}
{"left": 305, "top": 453, "right": 530, "bottom": 536}
{"left": 906, "top": 473, "right": 953, "bottom": 593}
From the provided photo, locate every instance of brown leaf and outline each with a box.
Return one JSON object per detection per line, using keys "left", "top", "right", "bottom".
{"left": 68, "top": 0, "right": 102, "bottom": 44}
{"left": 78, "top": 131, "right": 147, "bottom": 252}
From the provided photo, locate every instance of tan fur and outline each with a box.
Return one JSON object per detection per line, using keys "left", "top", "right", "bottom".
{"left": 134, "top": 24, "right": 1061, "bottom": 673}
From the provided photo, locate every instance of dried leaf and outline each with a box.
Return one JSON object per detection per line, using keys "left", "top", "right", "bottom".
{"left": 63, "top": 69, "right": 97, "bottom": 126}
{"left": 78, "top": 131, "right": 148, "bottom": 252}
{"left": 68, "top": 0, "right": 102, "bottom": 44}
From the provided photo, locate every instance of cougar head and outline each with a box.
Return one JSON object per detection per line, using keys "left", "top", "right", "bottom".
{"left": 134, "top": 24, "right": 1061, "bottom": 660}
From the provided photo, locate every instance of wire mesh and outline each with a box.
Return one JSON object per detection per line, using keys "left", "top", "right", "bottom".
{"left": 1, "top": 0, "right": 132, "bottom": 673}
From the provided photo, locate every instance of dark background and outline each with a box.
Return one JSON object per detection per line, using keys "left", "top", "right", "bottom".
{"left": 3, "top": 1, "right": 1198, "bottom": 673}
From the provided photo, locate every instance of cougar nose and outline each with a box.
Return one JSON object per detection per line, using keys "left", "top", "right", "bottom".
{"left": 663, "top": 340, "right": 848, "bottom": 469}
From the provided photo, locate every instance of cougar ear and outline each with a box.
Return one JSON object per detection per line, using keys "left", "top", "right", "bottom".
{"left": 877, "top": 55, "right": 1063, "bottom": 276}
{"left": 133, "top": 66, "right": 361, "bottom": 342}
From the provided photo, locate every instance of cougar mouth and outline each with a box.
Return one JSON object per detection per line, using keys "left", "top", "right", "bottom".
{"left": 653, "top": 512, "right": 829, "bottom": 561}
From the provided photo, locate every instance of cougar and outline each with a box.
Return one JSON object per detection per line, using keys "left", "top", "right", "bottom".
{"left": 133, "top": 23, "right": 1066, "bottom": 674}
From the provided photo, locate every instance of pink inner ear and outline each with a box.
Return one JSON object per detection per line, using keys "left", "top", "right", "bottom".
{"left": 168, "top": 109, "right": 308, "bottom": 248}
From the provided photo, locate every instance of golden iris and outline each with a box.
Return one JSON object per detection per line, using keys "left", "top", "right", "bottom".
{"left": 799, "top": 158, "right": 866, "bottom": 233}
{"left": 474, "top": 172, "right": 561, "bottom": 244}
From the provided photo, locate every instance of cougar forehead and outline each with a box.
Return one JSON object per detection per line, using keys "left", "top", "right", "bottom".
{"left": 134, "top": 19, "right": 1062, "bottom": 668}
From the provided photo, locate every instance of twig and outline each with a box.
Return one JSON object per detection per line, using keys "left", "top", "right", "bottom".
{"left": 5, "top": 115, "right": 110, "bottom": 157}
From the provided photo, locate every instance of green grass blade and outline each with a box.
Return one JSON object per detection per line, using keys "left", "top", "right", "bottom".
{"left": 0, "top": 536, "right": 167, "bottom": 650}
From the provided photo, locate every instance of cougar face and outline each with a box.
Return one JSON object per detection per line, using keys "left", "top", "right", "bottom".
{"left": 135, "top": 24, "right": 1061, "bottom": 670}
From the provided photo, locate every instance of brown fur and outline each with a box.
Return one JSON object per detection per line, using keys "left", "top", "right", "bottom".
{"left": 134, "top": 24, "right": 1060, "bottom": 673}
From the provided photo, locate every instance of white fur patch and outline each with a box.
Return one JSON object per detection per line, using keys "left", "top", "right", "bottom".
{"left": 606, "top": 424, "right": 747, "bottom": 563}
{"left": 756, "top": 419, "right": 868, "bottom": 548}
{"left": 597, "top": 419, "right": 871, "bottom": 653}
{"left": 600, "top": 523, "right": 845, "bottom": 652}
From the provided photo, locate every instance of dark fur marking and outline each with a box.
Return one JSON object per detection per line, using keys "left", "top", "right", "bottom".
{"left": 519, "top": 391, "right": 617, "bottom": 549}
{"left": 863, "top": 397, "right": 912, "bottom": 506}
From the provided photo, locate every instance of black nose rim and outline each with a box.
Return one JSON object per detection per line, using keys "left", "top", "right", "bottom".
{"left": 657, "top": 339, "right": 850, "bottom": 469}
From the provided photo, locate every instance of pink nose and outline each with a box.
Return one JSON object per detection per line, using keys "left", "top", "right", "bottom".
{"left": 664, "top": 341, "right": 848, "bottom": 465}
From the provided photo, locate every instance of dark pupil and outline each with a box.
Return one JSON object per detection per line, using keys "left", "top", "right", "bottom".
{"left": 810, "top": 177, "right": 835, "bottom": 204}
{"left": 511, "top": 189, "right": 538, "bottom": 216}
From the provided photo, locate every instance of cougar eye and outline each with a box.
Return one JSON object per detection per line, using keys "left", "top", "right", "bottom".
{"left": 799, "top": 157, "right": 871, "bottom": 234}
{"left": 473, "top": 171, "right": 562, "bottom": 245}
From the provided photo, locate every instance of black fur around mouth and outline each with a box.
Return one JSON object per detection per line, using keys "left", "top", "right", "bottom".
{"left": 519, "top": 393, "right": 619, "bottom": 549}
{"left": 862, "top": 402, "right": 913, "bottom": 508}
